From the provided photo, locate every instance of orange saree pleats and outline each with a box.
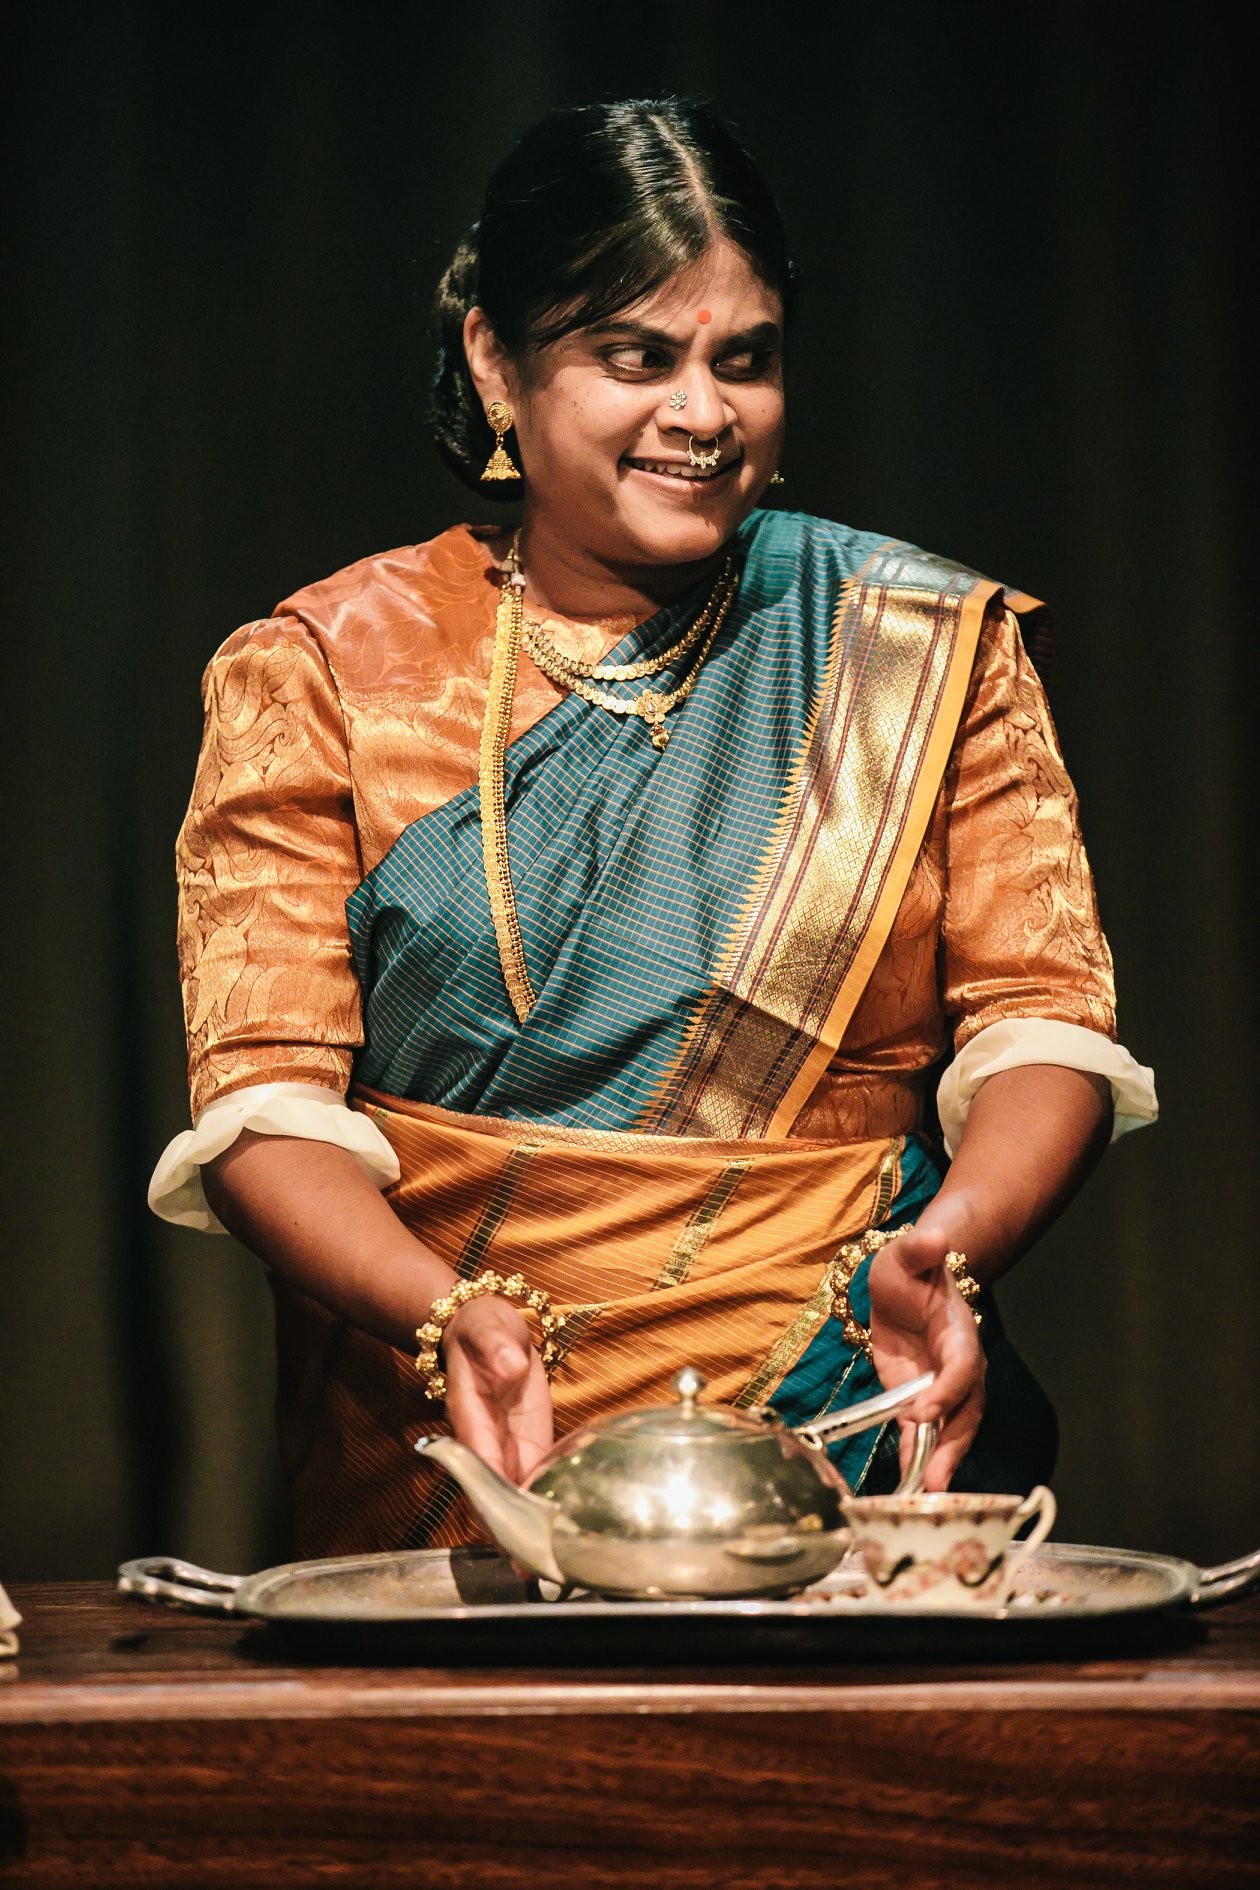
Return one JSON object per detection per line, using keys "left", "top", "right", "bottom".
{"left": 274, "top": 1088, "right": 900, "bottom": 1558}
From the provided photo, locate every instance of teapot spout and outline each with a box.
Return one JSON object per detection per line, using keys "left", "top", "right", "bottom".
{"left": 792, "top": 1370, "right": 935, "bottom": 1446}
{"left": 415, "top": 1435, "right": 564, "bottom": 1585}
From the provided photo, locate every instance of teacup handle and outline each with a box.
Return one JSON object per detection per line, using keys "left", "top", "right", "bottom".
{"left": 997, "top": 1484, "right": 1057, "bottom": 1604}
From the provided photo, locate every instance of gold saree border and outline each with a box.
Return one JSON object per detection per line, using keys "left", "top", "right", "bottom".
{"left": 641, "top": 547, "right": 999, "bottom": 1141}
{"left": 767, "top": 574, "right": 997, "bottom": 1137}
{"left": 353, "top": 1083, "right": 847, "bottom": 1157}
{"left": 732, "top": 1269, "right": 837, "bottom": 1409}
{"left": 479, "top": 572, "right": 538, "bottom": 1022}
{"left": 732, "top": 1135, "right": 902, "bottom": 1412}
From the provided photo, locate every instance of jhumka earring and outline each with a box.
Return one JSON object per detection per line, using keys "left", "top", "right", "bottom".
{"left": 481, "top": 400, "right": 522, "bottom": 482}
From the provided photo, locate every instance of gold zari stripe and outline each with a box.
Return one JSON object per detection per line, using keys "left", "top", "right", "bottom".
{"left": 732, "top": 1267, "right": 837, "bottom": 1410}
{"left": 455, "top": 1142, "right": 544, "bottom": 1280}
{"left": 652, "top": 1159, "right": 753, "bottom": 1291}
{"left": 871, "top": 1137, "right": 902, "bottom": 1227}
{"left": 730, "top": 1134, "right": 900, "bottom": 1409}
{"left": 550, "top": 1301, "right": 608, "bottom": 1370}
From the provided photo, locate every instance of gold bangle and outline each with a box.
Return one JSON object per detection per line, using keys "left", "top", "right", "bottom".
{"left": 945, "top": 1249, "right": 982, "bottom": 1308}
{"left": 828, "top": 1222, "right": 981, "bottom": 1366}
{"left": 414, "top": 1268, "right": 566, "bottom": 1403}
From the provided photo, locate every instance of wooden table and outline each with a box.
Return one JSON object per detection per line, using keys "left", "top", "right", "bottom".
{"left": 1, "top": 1582, "right": 1258, "bottom": 1887}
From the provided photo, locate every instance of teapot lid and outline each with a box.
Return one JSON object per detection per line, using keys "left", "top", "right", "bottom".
{"left": 577, "top": 1367, "right": 776, "bottom": 1443}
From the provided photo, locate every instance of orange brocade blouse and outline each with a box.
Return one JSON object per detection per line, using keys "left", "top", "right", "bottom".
{"left": 176, "top": 522, "right": 1117, "bottom": 1139}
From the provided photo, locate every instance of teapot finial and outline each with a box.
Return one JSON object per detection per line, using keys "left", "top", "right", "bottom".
{"left": 672, "top": 1365, "right": 707, "bottom": 1414}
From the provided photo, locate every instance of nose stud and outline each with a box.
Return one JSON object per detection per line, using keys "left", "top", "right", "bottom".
{"left": 668, "top": 390, "right": 687, "bottom": 410}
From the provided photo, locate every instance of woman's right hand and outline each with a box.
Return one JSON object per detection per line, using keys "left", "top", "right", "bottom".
{"left": 201, "top": 1136, "right": 556, "bottom": 1482}
{"left": 440, "top": 1296, "right": 555, "bottom": 1484}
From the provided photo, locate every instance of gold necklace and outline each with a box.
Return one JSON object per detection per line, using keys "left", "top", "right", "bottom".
{"left": 524, "top": 577, "right": 735, "bottom": 751}
{"left": 524, "top": 610, "right": 711, "bottom": 684}
{"left": 479, "top": 543, "right": 740, "bottom": 1020}
{"left": 514, "top": 544, "right": 738, "bottom": 752}
{"left": 520, "top": 551, "right": 732, "bottom": 684}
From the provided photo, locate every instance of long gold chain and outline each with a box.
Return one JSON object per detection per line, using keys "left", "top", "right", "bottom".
{"left": 478, "top": 542, "right": 740, "bottom": 1019}
{"left": 479, "top": 572, "right": 538, "bottom": 1021}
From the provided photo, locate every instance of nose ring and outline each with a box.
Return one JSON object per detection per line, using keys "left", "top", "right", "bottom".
{"left": 686, "top": 435, "right": 722, "bottom": 470}
{"left": 668, "top": 389, "right": 688, "bottom": 410}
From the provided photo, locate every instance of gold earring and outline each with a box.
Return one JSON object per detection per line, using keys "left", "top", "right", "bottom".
{"left": 769, "top": 469, "right": 785, "bottom": 486}
{"left": 481, "top": 399, "right": 522, "bottom": 482}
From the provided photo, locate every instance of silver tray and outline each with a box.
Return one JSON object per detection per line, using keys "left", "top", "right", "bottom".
{"left": 118, "top": 1541, "right": 1260, "bottom": 1665}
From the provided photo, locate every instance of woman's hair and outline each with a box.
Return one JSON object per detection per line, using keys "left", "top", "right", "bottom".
{"left": 429, "top": 97, "right": 795, "bottom": 499}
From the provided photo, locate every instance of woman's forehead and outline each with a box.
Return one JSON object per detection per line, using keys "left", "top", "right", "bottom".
{"left": 613, "top": 242, "right": 783, "bottom": 336}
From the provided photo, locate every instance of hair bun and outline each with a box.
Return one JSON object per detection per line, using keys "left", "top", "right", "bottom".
{"left": 434, "top": 223, "right": 480, "bottom": 326}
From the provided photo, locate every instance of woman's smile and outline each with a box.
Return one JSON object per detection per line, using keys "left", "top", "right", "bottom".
{"left": 621, "top": 452, "right": 744, "bottom": 487}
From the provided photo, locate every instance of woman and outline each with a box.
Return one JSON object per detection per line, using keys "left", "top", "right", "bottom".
{"left": 150, "top": 98, "right": 1156, "bottom": 1559}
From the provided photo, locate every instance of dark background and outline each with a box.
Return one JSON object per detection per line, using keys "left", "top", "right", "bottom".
{"left": 4, "top": 2, "right": 1255, "bottom": 1581}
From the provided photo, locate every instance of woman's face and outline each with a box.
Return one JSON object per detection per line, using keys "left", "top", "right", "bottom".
{"left": 471, "top": 239, "right": 785, "bottom": 578}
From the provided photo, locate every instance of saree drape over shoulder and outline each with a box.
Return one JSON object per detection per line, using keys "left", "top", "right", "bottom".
{"left": 176, "top": 511, "right": 1118, "bottom": 1555}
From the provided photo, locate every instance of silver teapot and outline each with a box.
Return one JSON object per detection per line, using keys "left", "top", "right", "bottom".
{"left": 416, "top": 1367, "right": 936, "bottom": 1599}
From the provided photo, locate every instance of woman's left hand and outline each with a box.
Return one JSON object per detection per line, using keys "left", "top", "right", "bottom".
{"left": 865, "top": 1227, "right": 986, "bottom": 1491}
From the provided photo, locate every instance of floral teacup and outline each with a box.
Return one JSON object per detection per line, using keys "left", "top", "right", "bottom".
{"left": 840, "top": 1486, "right": 1056, "bottom": 1609}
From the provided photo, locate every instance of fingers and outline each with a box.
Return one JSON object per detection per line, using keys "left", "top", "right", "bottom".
{"left": 875, "top": 1235, "right": 986, "bottom": 1493}
{"left": 502, "top": 1356, "right": 557, "bottom": 1482}
{"left": 898, "top": 1382, "right": 985, "bottom": 1491}
{"left": 442, "top": 1298, "right": 555, "bottom": 1484}
{"left": 913, "top": 1297, "right": 985, "bottom": 1425}
{"left": 923, "top": 1434, "right": 972, "bottom": 1493}
{"left": 908, "top": 1330, "right": 985, "bottom": 1489}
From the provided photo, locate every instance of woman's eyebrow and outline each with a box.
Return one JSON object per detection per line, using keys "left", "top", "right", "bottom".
{"left": 590, "top": 318, "right": 782, "bottom": 348}
{"left": 721, "top": 320, "right": 782, "bottom": 349}
{"left": 590, "top": 321, "right": 688, "bottom": 347}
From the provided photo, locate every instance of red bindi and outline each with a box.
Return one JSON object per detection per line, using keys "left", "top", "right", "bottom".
{"left": 696, "top": 308, "right": 712, "bottom": 324}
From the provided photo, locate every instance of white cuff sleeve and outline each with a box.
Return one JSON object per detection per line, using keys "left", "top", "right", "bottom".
{"left": 147, "top": 1082, "right": 402, "bottom": 1234}
{"left": 936, "top": 1019, "right": 1159, "bottom": 1158}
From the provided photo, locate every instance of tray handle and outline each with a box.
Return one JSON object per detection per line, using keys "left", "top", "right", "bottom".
{"left": 1190, "top": 1546, "right": 1260, "bottom": 1610}
{"left": 118, "top": 1556, "right": 244, "bottom": 1614}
